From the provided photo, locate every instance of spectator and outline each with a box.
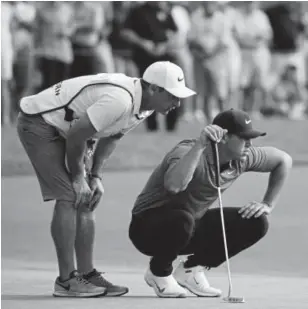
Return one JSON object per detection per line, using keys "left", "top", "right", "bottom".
{"left": 96, "top": 2, "right": 115, "bottom": 74}
{"left": 218, "top": 1, "right": 242, "bottom": 110}
{"left": 1, "top": 1, "right": 14, "bottom": 126}
{"left": 189, "top": 2, "right": 229, "bottom": 123}
{"left": 265, "top": 3, "right": 306, "bottom": 86}
{"left": 169, "top": 2, "right": 196, "bottom": 122}
{"left": 12, "top": 1, "right": 36, "bottom": 121}
{"left": 35, "top": 2, "right": 74, "bottom": 91}
{"left": 71, "top": 2, "right": 113, "bottom": 77}
{"left": 269, "top": 63, "right": 307, "bottom": 120}
{"left": 234, "top": 1, "right": 272, "bottom": 118}
{"left": 121, "top": 1, "right": 180, "bottom": 132}
{"left": 302, "top": 7, "right": 308, "bottom": 89}
{"left": 109, "top": 2, "right": 138, "bottom": 76}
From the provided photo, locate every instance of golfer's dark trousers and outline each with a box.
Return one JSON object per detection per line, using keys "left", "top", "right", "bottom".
{"left": 129, "top": 206, "right": 269, "bottom": 277}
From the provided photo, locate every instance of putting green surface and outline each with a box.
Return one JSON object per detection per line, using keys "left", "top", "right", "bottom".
{"left": 2, "top": 168, "right": 308, "bottom": 308}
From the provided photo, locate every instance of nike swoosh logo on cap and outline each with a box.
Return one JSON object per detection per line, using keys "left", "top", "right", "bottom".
{"left": 178, "top": 76, "right": 184, "bottom": 82}
{"left": 245, "top": 120, "right": 251, "bottom": 124}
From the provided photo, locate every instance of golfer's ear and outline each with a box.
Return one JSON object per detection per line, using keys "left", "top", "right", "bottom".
{"left": 148, "top": 84, "right": 161, "bottom": 95}
{"left": 221, "top": 132, "right": 229, "bottom": 144}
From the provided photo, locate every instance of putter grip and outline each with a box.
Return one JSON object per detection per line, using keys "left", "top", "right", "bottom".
{"left": 210, "top": 141, "right": 220, "bottom": 187}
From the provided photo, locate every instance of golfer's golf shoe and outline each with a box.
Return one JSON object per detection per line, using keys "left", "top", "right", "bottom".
{"left": 144, "top": 267, "right": 187, "bottom": 298}
{"left": 173, "top": 261, "right": 222, "bottom": 297}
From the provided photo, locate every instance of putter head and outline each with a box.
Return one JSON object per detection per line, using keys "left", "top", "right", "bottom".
{"left": 223, "top": 296, "right": 245, "bottom": 303}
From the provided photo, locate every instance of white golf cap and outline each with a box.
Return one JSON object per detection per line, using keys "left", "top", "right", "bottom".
{"left": 142, "top": 61, "right": 196, "bottom": 99}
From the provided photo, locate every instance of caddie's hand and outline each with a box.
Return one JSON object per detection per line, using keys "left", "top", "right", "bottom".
{"left": 199, "top": 124, "right": 228, "bottom": 146}
{"left": 238, "top": 201, "right": 272, "bottom": 219}
{"left": 72, "top": 177, "right": 93, "bottom": 209}
{"left": 88, "top": 176, "right": 104, "bottom": 211}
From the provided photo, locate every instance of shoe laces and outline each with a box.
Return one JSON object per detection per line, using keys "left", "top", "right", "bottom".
{"left": 76, "top": 275, "right": 91, "bottom": 285}
{"left": 89, "top": 270, "right": 113, "bottom": 287}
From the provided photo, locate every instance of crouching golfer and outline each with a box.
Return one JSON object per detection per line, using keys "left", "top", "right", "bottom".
{"left": 129, "top": 109, "right": 292, "bottom": 298}
{"left": 17, "top": 61, "right": 195, "bottom": 298}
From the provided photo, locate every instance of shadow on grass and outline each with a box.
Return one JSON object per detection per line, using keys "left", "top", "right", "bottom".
{"left": 1, "top": 294, "right": 203, "bottom": 301}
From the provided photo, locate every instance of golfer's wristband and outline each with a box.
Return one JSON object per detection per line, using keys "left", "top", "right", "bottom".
{"left": 90, "top": 174, "right": 102, "bottom": 181}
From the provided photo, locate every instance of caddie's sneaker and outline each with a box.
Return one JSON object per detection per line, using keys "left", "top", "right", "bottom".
{"left": 83, "top": 269, "right": 129, "bottom": 297}
{"left": 53, "top": 271, "right": 107, "bottom": 298}
{"left": 173, "top": 261, "right": 222, "bottom": 297}
{"left": 144, "top": 267, "right": 187, "bottom": 298}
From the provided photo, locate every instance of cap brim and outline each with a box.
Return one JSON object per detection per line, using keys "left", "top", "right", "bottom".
{"left": 165, "top": 86, "right": 196, "bottom": 99}
{"left": 238, "top": 130, "right": 266, "bottom": 139}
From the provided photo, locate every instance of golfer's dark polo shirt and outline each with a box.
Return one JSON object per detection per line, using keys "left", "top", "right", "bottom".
{"left": 133, "top": 139, "right": 269, "bottom": 220}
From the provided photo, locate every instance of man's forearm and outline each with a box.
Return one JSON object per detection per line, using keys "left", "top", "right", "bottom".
{"left": 66, "top": 139, "right": 87, "bottom": 179}
{"left": 120, "top": 29, "right": 146, "bottom": 49}
{"left": 91, "top": 136, "right": 119, "bottom": 178}
{"left": 164, "top": 140, "right": 205, "bottom": 193}
{"left": 262, "top": 156, "right": 293, "bottom": 208}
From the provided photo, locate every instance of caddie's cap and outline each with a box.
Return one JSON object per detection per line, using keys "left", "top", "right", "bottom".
{"left": 142, "top": 61, "right": 196, "bottom": 99}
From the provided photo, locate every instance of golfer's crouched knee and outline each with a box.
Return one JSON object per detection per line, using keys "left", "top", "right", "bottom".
{"left": 129, "top": 208, "right": 195, "bottom": 257}
{"left": 249, "top": 213, "right": 269, "bottom": 241}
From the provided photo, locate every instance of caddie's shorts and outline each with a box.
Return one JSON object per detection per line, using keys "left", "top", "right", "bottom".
{"left": 17, "top": 113, "right": 75, "bottom": 202}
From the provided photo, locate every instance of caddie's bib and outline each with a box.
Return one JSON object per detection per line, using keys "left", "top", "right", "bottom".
{"left": 20, "top": 73, "right": 135, "bottom": 116}
{"left": 19, "top": 73, "right": 152, "bottom": 139}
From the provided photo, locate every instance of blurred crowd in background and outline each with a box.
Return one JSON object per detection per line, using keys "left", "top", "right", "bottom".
{"left": 2, "top": 1, "right": 308, "bottom": 131}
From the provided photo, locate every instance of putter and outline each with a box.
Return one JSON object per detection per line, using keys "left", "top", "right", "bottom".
{"left": 211, "top": 141, "right": 245, "bottom": 304}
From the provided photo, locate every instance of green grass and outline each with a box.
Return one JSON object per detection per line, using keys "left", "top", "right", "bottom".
{"left": 2, "top": 168, "right": 308, "bottom": 308}
{"left": 1, "top": 117, "right": 308, "bottom": 177}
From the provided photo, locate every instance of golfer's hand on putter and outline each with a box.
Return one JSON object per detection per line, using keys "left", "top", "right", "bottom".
{"left": 238, "top": 201, "right": 272, "bottom": 219}
{"left": 200, "top": 124, "right": 228, "bottom": 146}
{"left": 88, "top": 176, "right": 104, "bottom": 211}
{"left": 72, "top": 176, "right": 93, "bottom": 209}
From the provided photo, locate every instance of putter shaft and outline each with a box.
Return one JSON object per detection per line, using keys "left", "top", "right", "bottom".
{"left": 212, "top": 142, "right": 245, "bottom": 304}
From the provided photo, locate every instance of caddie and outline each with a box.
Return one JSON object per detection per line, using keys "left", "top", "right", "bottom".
{"left": 17, "top": 61, "right": 196, "bottom": 298}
